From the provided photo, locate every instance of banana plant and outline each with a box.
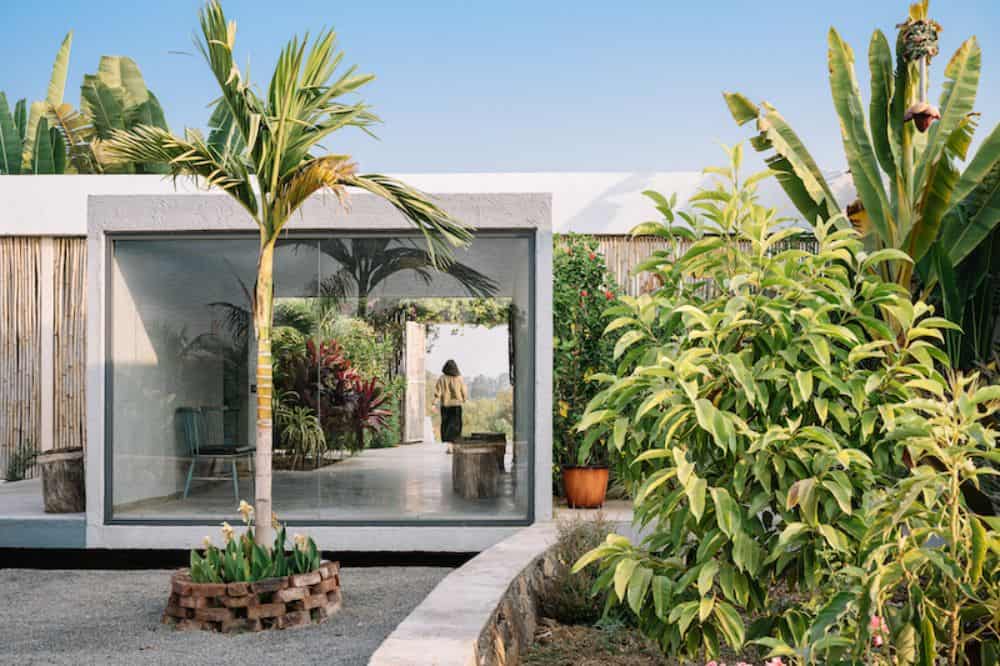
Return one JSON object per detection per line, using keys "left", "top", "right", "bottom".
{"left": 82, "top": 55, "right": 169, "bottom": 174}
{"left": 0, "top": 32, "right": 169, "bottom": 174}
{"left": 0, "top": 32, "right": 75, "bottom": 173}
{"left": 724, "top": 0, "right": 1000, "bottom": 306}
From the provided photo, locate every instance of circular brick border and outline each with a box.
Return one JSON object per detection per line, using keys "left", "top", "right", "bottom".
{"left": 162, "top": 560, "right": 342, "bottom": 632}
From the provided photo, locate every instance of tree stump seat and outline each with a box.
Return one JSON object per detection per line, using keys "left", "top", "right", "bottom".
{"left": 452, "top": 443, "right": 500, "bottom": 499}
{"left": 465, "top": 433, "right": 507, "bottom": 472}
{"left": 37, "top": 448, "right": 85, "bottom": 513}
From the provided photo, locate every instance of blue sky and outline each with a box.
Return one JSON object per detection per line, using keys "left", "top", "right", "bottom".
{"left": 4, "top": 1, "right": 998, "bottom": 173}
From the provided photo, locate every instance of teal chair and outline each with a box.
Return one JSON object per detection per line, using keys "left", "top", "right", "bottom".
{"left": 178, "top": 407, "right": 255, "bottom": 503}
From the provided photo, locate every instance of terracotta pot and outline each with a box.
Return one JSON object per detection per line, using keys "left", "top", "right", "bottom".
{"left": 562, "top": 466, "right": 609, "bottom": 509}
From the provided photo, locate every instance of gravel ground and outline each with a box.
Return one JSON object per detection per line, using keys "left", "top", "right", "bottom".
{"left": 0, "top": 566, "right": 451, "bottom": 666}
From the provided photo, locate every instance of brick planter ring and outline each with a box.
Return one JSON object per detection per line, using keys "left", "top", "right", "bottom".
{"left": 162, "top": 560, "right": 342, "bottom": 632}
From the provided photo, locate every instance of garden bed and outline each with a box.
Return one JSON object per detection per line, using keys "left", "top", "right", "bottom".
{"left": 162, "top": 560, "right": 341, "bottom": 632}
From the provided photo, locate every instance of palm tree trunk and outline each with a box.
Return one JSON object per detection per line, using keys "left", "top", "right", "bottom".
{"left": 253, "top": 240, "right": 276, "bottom": 547}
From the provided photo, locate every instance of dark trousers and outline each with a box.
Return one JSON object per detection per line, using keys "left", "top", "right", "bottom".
{"left": 441, "top": 405, "right": 462, "bottom": 442}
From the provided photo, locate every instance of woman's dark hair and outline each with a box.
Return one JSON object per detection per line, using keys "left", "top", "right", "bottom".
{"left": 442, "top": 359, "right": 460, "bottom": 376}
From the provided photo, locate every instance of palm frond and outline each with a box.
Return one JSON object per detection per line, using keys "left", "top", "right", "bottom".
{"left": 274, "top": 154, "right": 357, "bottom": 223}
{"left": 101, "top": 124, "right": 259, "bottom": 219}
{"left": 46, "top": 102, "right": 95, "bottom": 173}
{"left": 344, "top": 174, "right": 472, "bottom": 267}
{"left": 197, "top": 1, "right": 265, "bottom": 166}
{"left": 266, "top": 28, "right": 376, "bottom": 186}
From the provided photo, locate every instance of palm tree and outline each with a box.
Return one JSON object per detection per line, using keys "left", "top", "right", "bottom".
{"left": 103, "top": 1, "right": 471, "bottom": 545}
{"left": 316, "top": 238, "right": 498, "bottom": 317}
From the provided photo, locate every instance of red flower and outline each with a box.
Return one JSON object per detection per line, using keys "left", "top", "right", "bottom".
{"left": 589, "top": 252, "right": 596, "bottom": 260}
{"left": 605, "top": 290, "right": 613, "bottom": 300}
{"left": 580, "top": 289, "right": 588, "bottom": 298}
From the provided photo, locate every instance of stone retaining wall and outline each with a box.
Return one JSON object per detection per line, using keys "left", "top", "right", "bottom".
{"left": 474, "top": 548, "right": 558, "bottom": 665}
{"left": 162, "top": 560, "right": 341, "bottom": 632}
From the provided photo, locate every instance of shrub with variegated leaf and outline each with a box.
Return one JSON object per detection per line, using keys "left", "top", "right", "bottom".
{"left": 573, "top": 145, "right": 957, "bottom": 660}
{"left": 794, "top": 374, "right": 1000, "bottom": 664}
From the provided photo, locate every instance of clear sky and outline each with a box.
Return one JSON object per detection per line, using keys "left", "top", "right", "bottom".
{"left": 4, "top": 1, "right": 998, "bottom": 173}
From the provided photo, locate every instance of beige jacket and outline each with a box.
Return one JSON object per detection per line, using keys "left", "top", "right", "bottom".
{"left": 434, "top": 375, "right": 468, "bottom": 407}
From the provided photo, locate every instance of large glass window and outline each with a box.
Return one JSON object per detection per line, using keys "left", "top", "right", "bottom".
{"left": 107, "top": 233, "right": 534, "bottom": 523}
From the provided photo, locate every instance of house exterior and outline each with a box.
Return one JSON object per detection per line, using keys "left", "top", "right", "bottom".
{"left": 0, "top": 171, "right": 851, "bottom": 552}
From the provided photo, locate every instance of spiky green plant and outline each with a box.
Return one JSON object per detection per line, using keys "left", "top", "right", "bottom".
{"left": 102, "top": 1, "right": 471, "bottom": 546}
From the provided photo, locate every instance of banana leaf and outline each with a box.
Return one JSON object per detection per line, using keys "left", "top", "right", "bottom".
{"left": 0, "top": 92, "right": 22, "bottom": 174}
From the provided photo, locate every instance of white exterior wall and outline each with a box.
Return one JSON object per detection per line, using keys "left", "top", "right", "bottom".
{"left": 0, "top": 172, "right": 697, "bottom": 237}
{"left": 0, "top": 170, "right": 857, "bottom": 238}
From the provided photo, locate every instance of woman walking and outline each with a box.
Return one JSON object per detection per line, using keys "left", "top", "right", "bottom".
{"left": 434, "top": 359, "right": 468, "bottom": 452}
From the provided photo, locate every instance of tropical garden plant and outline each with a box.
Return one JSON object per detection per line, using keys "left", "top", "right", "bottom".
{"left": 190, "top": 501, "right": 321, "bottom": 583}
{"left": 103, "top": 0, "right": 470, "bottom": 546}
{"left": 790, "top": 374, "right": 1000, "bottom": 665}
{"left": 572, "top": 147, "right": 957, "bottom": 660}
{"left": 274, "top": 400, "right": 327, "bottom": 470}
{"left": 0, "top": 32, "right": 168, "bottom": 174}
{"left": 724, "top": 0, "right": 1000, "bottom": 369}
{"left": 553, "top": 234, "right": 620, "bottom": 483}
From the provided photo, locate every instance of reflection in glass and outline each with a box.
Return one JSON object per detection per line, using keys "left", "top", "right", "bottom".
{"left": 109, "top": 234, "right": 533, "bottom": 523}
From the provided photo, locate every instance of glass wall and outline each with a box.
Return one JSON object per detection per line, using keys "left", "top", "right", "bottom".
{"left": 107, "top": 232, "right": 534, "bottom": 523}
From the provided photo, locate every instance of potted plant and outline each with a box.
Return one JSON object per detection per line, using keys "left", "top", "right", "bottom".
{"left": 561, "top": 439, "right": 610, "bottom": 509}
{"left": 553, "top": 234, "right": 618, "bottom": 508}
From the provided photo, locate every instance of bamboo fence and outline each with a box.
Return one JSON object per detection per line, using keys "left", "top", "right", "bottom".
{"left": 589, "top": 234, "right": 819, "bottom": 297}
{"left": 54, "top": 238, "right": 86, "bottom": 452}
{"left": 0, "top": 237, "right": 41, "bottom": 479}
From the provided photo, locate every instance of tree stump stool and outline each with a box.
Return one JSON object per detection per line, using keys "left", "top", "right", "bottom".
{"left": 452, "top": 444, "right": 500, "bottom": 499}
{"left": 467, "top": 433, "right": 507, "bottom": 472}
{"left": 37, "top": 448, "right": 85, "bottom": 513}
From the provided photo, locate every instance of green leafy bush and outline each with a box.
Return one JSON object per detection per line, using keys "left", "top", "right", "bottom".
{"left": 553, "top": 234, "right": 620, "bottom": 477}
{"left": 573, "top": 146, "right": 956, "bottom": 659}
{"left": 190, "top": 501, "right": 321, "bottom": 583}
{"left": 794, "top": 374, "right": 1000, "bottom": 665}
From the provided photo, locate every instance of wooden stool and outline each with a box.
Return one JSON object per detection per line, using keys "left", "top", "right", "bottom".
{"left": 452, "top": 444, "right": 500, "bottom": 499}
{"left": 467, "top": 433, "right": 507, "bottom": 472}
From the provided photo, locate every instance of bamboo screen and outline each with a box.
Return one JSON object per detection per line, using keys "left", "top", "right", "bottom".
{"left": 0, "top": 237, "right": 41, "bottom": 479}
{"left": 589, "top": 234, "right": 819, "bottom": 297}
{"left": 54, "top": 238, "right": 86, "bottom": 452}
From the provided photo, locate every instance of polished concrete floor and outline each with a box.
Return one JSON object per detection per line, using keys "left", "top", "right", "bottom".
{"left": 113, "top": 440, "right": 526, "bottom": 522}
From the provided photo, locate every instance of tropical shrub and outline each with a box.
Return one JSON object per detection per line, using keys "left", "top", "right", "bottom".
{"left": 190, "top": 501, "right": 321, "bottom": 583}
{"left": 794, "top": 374, "right": 1000, "bottom": 665}
{"left": 325, "top": 316, "right": 403, "bottom": 449}
{"left": 553, "top": 234, "right": 620, "bottom": 477}
{"left": 725, "top": 0, "right": 1000, "bottom": 370}
{"left": 572, "top": 147, "right": 956, "bottom": 659}
{"left": 274, "top": 399, "right": 326, "bottom": 469}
